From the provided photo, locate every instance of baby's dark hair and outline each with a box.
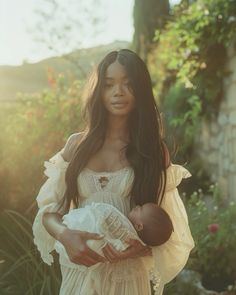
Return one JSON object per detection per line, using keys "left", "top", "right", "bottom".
{"left": 138, "top": 204, "right": 173, "bottom": 246}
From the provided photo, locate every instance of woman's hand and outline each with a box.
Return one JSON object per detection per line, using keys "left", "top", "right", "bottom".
{"left": 102, "top": 239, "right": 152, "bottom": 263}
{"left": 59, "top": 228, "right": 107, "bottom": 266}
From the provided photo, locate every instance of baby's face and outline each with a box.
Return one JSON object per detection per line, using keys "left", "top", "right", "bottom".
{"left": 128, "top": 203, "right": 154, "bottom": 225}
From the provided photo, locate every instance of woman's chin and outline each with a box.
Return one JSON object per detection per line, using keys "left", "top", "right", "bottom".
{"left": 107, "top": 111, "right": 131, "bottom": 118}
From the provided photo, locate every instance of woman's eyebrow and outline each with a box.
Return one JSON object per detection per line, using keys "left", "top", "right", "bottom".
{"left": 105, "top": 76, "right": 129, "bottom": 80}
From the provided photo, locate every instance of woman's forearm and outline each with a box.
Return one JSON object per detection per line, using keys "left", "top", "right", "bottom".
{"left": 42, "top": 212, "right": 67, "bottom": 242}
{"left": 42, "top": 212, "right": 106, "bottom": 266}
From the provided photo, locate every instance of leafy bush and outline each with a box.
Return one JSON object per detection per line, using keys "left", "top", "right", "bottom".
{"left": 160, "top": 82, "right": 202, "bottom": 163}
{"left": 185, "top": 184, "right": 236, "bottom": 292}
{"left": 0, "top": 72, "right": 84, "bottom": 212}
{"left": 150, "top": 0, "right": 236, "bottom": 117}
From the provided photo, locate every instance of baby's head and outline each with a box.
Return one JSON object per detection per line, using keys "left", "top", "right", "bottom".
{"left": 128, "top": 203, "right": 173, "bottom": 246}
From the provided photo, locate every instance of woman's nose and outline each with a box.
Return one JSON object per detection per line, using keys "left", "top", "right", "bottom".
{"left": 114, "top": 84, "right": 124, "bottom": 96}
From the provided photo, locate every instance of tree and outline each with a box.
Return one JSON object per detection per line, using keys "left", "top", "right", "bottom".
{"left": 133, "top": 0, "right": 170, "bottom": 61}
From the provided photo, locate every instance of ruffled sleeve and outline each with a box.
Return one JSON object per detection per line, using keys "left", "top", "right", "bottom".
{"left": 149, "top": 164, "right": 195, "bottom": 294}
{"left": 32, "top": 151, "right": 69, "bottom": 265}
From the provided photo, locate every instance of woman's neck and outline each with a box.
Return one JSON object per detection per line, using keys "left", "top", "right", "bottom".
{"left": 105, "top": 115, "right": 130, "bottom": 142}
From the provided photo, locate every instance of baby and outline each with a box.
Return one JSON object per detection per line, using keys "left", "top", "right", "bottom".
{"left": 128, "top": 202, "right": 173, "bottom": 246}
{"left": 54, "top": 202, "right": 173, "bottom": 269}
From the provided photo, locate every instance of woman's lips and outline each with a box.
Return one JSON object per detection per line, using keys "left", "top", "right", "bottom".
{"left": 112, "top": 102, "right": 128, "bottom": 105}
{"left": 111, "top": 102, "right": 128, "bottom": 108}
{"left": 112, "top": 101, "right": 128, "bottom": 104}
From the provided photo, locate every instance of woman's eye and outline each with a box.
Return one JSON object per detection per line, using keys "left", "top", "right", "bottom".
{"left": 124, "top": 82, "right": 132, "bottom": 88}
{"left": 104, "top": 84, "right": 113, "bottom": 88}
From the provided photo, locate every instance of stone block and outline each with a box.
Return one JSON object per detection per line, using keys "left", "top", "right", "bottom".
{"left": 222, "top": 140, "right": 228, "bottom": 156}
{"left": 229, "top": 175, "right": 236, "bottom": 200}
{"left": 225, "top": 84, "right": 236, "bottom": 108}
{"left": 210, "top": 122, "right": 220, "bottom": 135}
{"left": 223, "top": 157, "right": 230, "bottom": 171}
{"left": 229, "top": 163, "right": 236, "bottom": 173}
{"left": 217, "top": 113, "right": 228, "bottom": 126}
{"left": 229, "top": 111, "right": 236, "bottom": 125}
{"left": 232, "top": 127, "right": 236, "bottom": 139}
{"left": 208, "top": 152, "right": 218, "bottom": 164}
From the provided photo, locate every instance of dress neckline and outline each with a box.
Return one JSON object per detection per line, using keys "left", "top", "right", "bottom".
{"left": 83, "top": 166, "right": 132, "bottom": 175}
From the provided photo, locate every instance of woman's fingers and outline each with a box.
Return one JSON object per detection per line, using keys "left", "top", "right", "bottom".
{"left": 65, "top": 230, "right": 107, "bottom": 266}
{"left": 86, "top": 246, "right": 107, "bottom": 263}
{"left": 125, "top": 238, "right": 141, "bottom": 247}
{"left": 102, "top": 243, "right": 122, "bottom": 262}
{"left": 81, "top": 231, "right": 104, "bottom": 240}
{"left": 120, "top": 240, "right": 151, "bottom": 259}
{"left": 133, "top": 247, "right": 152, "bottom": 258}
{"left": 70, "top": 247, "right": 106, "bottom": 266}
{"left": 82, "top": 232, "right": 107, "bottom": 263}
{"left": 126, "top": 238, "right": 151, "bottom": 250}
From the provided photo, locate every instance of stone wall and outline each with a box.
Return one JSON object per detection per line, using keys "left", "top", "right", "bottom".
{"left": 196, "top": 42, "right": 236, "bottom": 200}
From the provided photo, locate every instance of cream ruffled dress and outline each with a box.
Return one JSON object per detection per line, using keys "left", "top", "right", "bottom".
{"left": 32, "top": 150, "right": 195, "bottom": 295}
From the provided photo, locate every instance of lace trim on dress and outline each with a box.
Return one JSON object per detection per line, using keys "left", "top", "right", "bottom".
{"left": 149, "top": 268, "right": 162, "bottom": 295}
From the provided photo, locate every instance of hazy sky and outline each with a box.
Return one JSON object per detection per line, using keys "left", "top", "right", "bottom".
{"left": 0, "top": 0, "right": 180, "bottom": 66}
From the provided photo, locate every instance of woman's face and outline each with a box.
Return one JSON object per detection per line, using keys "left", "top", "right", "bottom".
{"left": 101, "top": 60, "right": 135, "bottom": 117}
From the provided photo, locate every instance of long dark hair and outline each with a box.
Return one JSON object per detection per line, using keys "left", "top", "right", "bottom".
{"left": 61, "top": 49, "right": 169, "bottom": 212}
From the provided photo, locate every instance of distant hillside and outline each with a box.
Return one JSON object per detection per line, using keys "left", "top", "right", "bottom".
{"left": 0, "top": 41, "right": 130, "bottom": 101}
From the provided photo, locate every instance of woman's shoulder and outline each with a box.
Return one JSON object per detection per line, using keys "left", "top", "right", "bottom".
{"left": 165, "top": 163, "right": 192, "bottom": 192}
{"left": 62, "top": 131, "right": 85, "bottom": 162}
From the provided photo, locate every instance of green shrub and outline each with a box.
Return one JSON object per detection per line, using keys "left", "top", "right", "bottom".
{"left": 185, "top": 184, "right": 236, "bottom": 292}
{"left": 0, "top": 73, "right": 84, "bottom": 212}
{"left": 150, "top": 0, "right": 236, "bottom": 118}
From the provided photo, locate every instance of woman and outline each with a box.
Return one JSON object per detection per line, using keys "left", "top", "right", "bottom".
{"left": 32, "top": 49, "right": 194, "bottom": 295}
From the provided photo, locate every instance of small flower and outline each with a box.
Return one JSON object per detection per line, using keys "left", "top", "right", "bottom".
{"left": 228, "top": 16, "right": 236, "bottom": 23}
{"left": 214, "top": 206, "right": 218, "bottom": 210}
{"left": 200, "top": 62, "right": 207, "bottom": 69}
{"left": 184, "top": 79, "right": 194, "bottom": 89}
{"left": 47, "top": 67, "right": 56, "bottom": 87}
{"left": 198, "top": 188, "right": 202, "bottom": 193}
{"left": 208, "top": 223, "right": 219, "bottom": 233}
{"left": 229, "top": 201, "right": 235, "bottom": 206}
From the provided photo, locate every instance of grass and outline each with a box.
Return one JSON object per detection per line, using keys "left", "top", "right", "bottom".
{"left": 0, "top": 210, "right": 61, "bottom": 295}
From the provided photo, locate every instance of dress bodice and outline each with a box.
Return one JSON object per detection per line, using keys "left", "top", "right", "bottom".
{"left": 77, "top": 166, "right": 135, "bottom": 216}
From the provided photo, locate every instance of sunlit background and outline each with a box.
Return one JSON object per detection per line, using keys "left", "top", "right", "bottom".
{"left": 0, "top": 0, "right": 180, "bottom": 65}
{"left": 0, "top": 0, "right": 236, "bottom": 294}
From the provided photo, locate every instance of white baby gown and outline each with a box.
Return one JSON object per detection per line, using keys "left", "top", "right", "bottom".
{"left": 32, "top": 149, "right": 195, "bottom": 295}
{"left": 54, "top": 202, "right": 145, "bottom": 264}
